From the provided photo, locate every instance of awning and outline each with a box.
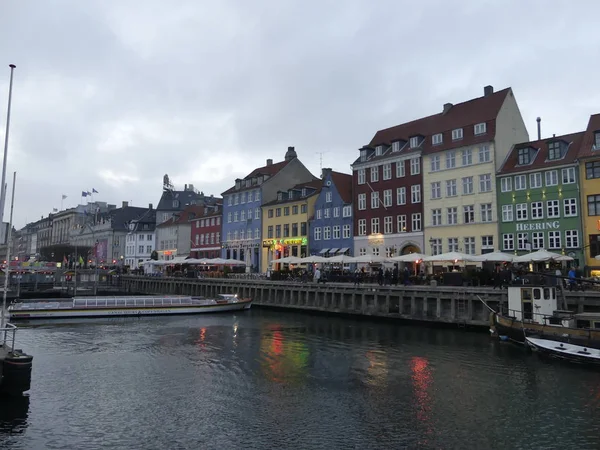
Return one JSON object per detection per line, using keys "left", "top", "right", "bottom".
{"left": 338, "top": 248, "right": 349, "bottom": 254}
{"left": 319, "top": 248, "right": 330, "bottom": 254}
{"left": 328, "top": 248, "right": 339, "bottom": 254}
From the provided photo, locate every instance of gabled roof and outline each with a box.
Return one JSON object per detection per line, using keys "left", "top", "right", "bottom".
{"left": 222, "top": 159, "right": 291, "bottom": 195}
{"left": 329, "top": 171, "right": 352, "bottom": 204}
{"left": 355, "top": 87, "right": 511, "bottom": 165}
{"left": 498, "top": 131, "right": 584, "bottom": 175}
{"left": 576, "top": 113, "right": 600, "bottom": 160}
{"left": 190, "top": 205, "right": 223, "bottom": 221}
{"left": 156, "top": 189, "right": 216, "bottom": 211}
{"left": 262, "top": 179, "right": 321, "bottom": 207}
{"left": 156, "top": 205, "right": 204, "bottom": 228}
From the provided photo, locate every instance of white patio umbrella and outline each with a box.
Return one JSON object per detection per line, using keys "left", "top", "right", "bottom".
{"left": 269, "top": 256, "right": 301, "bottom": 264}
{"left": 514, "top": 249, "right": 573, "bottom": 263}
{"left": 422, "top": 251, "right": 479, "bottom": 263}
{"left": 471, "top": 251, "right": 515, "bottom": 262}
{"left": 326, "top": 254, "right": 357, "bottom": 264}
{"left": 389, "top": 253, "right": 426, "bottom": 263}
{"left": 298, "top": 255, "right": 328, "bottom": 264}
{"left": 351, "top": 254, "right": 389, "bottom": 263}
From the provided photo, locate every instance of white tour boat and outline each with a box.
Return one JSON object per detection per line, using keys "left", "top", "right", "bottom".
{"left": 7, "top": 294, "right": 252, "bottom": 320}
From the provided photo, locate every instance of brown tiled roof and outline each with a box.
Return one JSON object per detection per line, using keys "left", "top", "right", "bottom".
{"left": 156, "top": 205, "right": 204, "bottom": 228}
{"left": 576, "top": 114, "right": 600, "bottom": 160}
{"left": 330, "top": 171, "right": 352, "bottom": 204}
{"left": 190, "top": 205, "right": 222, "bottom": 222}
{"left": 221, "top": 159, "right": 290, "bottom": 195}
{"left": 358, "top": 87, "right": 511, "bottom": 163}
{"left": 498, "top": 131, "right": 584, "bottom": 175}
{"left": 262, "top": 180, "right": 321, "bottom": 207}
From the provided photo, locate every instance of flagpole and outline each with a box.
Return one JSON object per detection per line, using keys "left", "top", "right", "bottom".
{"left": 1, "top": 171, "right": 16, "bottom": 329}
{"left": 0, "top": 64, "right": 16, "bottom": 234}
{"left": 61, "top": 195, "right": 64, "bottom": 211}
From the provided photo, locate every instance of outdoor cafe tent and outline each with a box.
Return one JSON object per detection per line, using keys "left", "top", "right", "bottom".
{"left": 298, "top": 255, "right": 328, "bottom": 264}
{"left": 351, "top": 254, "right": 389, "bottom": 264}
{"left": 389, "top": 253, "right": 426, "bottom": 263}
{"left": 422, "top": 252, "right": 480, "bottom": 263}
{"left": 269, "top": 256, "right": 302, "bottom": 264}
{"left": 471, "top": 251, "right": 516, "bottom": 262}
{"left": 513, "top": 249, "right": 573, "bottom": 263}
{"left": 326, "top": 254, "right": 356, "bottom": 264}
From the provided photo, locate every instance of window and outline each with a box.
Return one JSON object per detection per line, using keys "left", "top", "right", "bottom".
{"left": 323, "top": 208, "right": 330, "bottom": 219}
{"left": 240, "top": 210, "right": 246, "bottom": 221}
{"left": 383, "top": 163, "right": 392, "bottom": 180}
{"left": 397, "top": 187, "right": 406, "bottom": 205}
{"left": 358, "top": 219, "right": 366, "bottom": 236}
{"left": 370, "top": 166, "right": 379, "bottom": 182}
{"left": 268, "top": 209, "right": 274, "bottom": 218}
{"left": 529, "top": 173, "right": 542, "bottom": 188}
{"left": 479, "top": 145, "right": 490, "bottom": 163}
{"left": 333, "top": 225, "right": 340, "bottom": 239}
{"left": 432, "top": 133, "right": 443, "bottom": 145}
{"left": 479, "top": 174, "right": 492, "bottom": 192}
{"left": 325, "top": 192, "right": 332, "bottom": 202}
{"left": 448, "top": 238, "right": 458, "bottom": 252}
{"left": 500, "top": 177, "right": 512, "bottom": 192}
{"left": 343, "top": 224, "right": 351, "bottom": 238}
{"left": 360, "top": 149, "right": 367, "bottom": 161}
{"left": 410, "top": 137, "right": 420, "bottom": 148}
{"left": 517, "top": 233, "right": 529, "bottom": 251}
{"left": 564, "top": 198, "right": 577, "bottom": 217}
{"left": 227, "top": 212, "right": 232, "bottom": 223}
{"left": 234, "top": 211, "right": 238, "bottom": 222}
{"left": 565, "top": 230, "right": 579, "bottom": 248}
{"left": 396, "top": 161, "right": 405, "bottom": 177}
{"left": 431, "top": 238, "right": 442, "bottom": 255}
{"left": 446, "top": 151, "right": 456, "bottom": 169}
{"left": 431, "top": 155, "right": 440, "bottom": 172}
{"left": 300, "top": 222, "right": 306, "bottom": 236}
{"left": 384, "top": 216, "right": 393, "bottom": 234}
{"left": 397, "top": 215, "right": 407, "bottom": 233}
{"left": 596, "top": 132, "right": 600, "bottom": 149}
{"left": 562, "top": 167, "right": 576, "bottom": 184}
{"left": 464, "top": 237, "right": 476, "bottom": 254}
{"left": 586, "top": 162, "right": 600, "bottom": 179}
{"left": 548, "top": 231, "right": 561, "bottom": 249}
{"left": 446, "top": 179, "right": 457, "bottom": 197}
{"left": 481, "top": 236, "right": 493, "bottom": 249}
{"left": 357, "top": 169, "right": 366, "bottom": 184}
{"left": 503, "top": 234, "right": 514, "bottom": 251}
{"left": 283, "top": 207, "right": 290, "bottom": 216}
{"left": 412, "top": 213, "right": 422, "bottom": 231}
{"left": 283, "top": 224, "right": 289, "bottom": 238}
{"left": 531, "top": 202, "right": 543, "bottom": 219}
{"left": 411, "top": 185, "right": 421, "bottom": 203}
{"left": 462, "top": 176, "right": 473, "bottom": 194}
{"left": 547, "top": 200, "right": 559, "bottom": 218}
{"left": 343, "top": 205, "right": 351, "bottom": 217}
{"left": 516, "top": 203, "right": 528, "bottom": 221}
{"left": 241, "top": 192, "right": 246, "bottom": 204}
{"left": 588, "top": 195, "right": 600, "bottom": 216}
{"left": 447, "top": 207, "right": 457, "bottom": 225}
{"left": 301, "top": 204, "right": 307, "bottom": 214}
{"left": 462, "top": 149, "right": 472, "bottom": 166}
{"left": 392, "top": 141, "right": 401, "bottom": 152}
{"left": 291, "top": 205, "right": 298, "bottom": 215}
{"left": 410, "top": 157, "right": 421, "bottom": 175}
{"left": 276, "top": 208, "right": 281, "bottom": 217}
{"left": 481, "top": 203, "right": 492, "bottom": 222}
{"left": 255, "top": 190, "right": 260, "bottom": 202}
{"left": 431, "top": 182, "right": 441, "bottom": 199}
{"left": 371, "top": 191, "right": 379, "bottom": 209}
{"left": 452, "top": 128, "right": 463, "bottom": 140}
{"left": 383, "top": 189, "right": 393, "bottom": 207}
{"left": 532, "top": 232, "right": 544, "bottom": 250}
{"left": 333, "top": 207, "right": 340, "bottom": 217}
{"left": 515, "top": 175, "right": 526, "bottom": 190}
{"left": 371, "top": 218, "right": 380, "bottom": 234}
{"left": 375, "top": 145, "right": 383, "bottom": 155}
{"left": 502, "top": 205, "right": 513, "bottom": 222}
{"left": 228, "top": 196, "right": 232, "bottom": 206}
{"left": 474, "top": 123, "right": 487, "bottom": 135}
{"left": 517, "top": 148, "right": 531, "bottom": 165}
{"left": 275, "top": 225, "right": 281, "bottom": 238}
{"left": 545, "top": 170, "right": 558, "bottom": 186}
{"left": 358, "top": 193, "right": 366, "bottom": 210}
{"left": 359, "top": 248, "right": 367, "bottom": 256}
{"left": 463, "top": 205, "right": 474, "bottom": 224}
{"left": 316, "top": 209, "right": 322, "bottom": 220}
{"left": 432, "top": 208, "right": 442, "bottom": 226}
{"left": 547, "top": 141, "right": 561, "bottom": 160}
{"left": 323, "top": 226, "right": 331, "bottom": 240}
{"left": 234, "top": 194, "right": 239, "bottom": 205}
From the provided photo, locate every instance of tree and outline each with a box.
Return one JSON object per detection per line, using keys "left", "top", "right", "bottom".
{"left": 150, "top": 250, "right": 158, "bottom": 260}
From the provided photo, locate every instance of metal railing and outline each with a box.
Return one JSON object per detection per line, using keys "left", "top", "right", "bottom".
{"left": 503, "top": 308, "right": 572, "bottom": 324}
{"left": 1, "top": 322, "right": 17, "bottom": 350}
{"left": 73, "top": 296, "right": 194, "bottom": 308}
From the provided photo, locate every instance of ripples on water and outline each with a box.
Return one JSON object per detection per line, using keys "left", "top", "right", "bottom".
{"left": 1, "top": 311, "right": 600, "bottom": 449}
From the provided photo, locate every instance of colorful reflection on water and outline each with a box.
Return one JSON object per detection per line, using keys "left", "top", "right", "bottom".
{"left": 411, "top": 356, "right": 433, "bottom": 445}
{"left": 260, "top": 327, "right": 309, "bottom": 384}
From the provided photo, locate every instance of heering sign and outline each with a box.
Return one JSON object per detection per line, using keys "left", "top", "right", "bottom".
{"left": 515, "top": 221, "right": 560, "bottom": 232}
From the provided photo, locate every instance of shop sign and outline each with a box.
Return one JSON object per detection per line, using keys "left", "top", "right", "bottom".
{"left": 515, "top": 221, "right": 560, "bottom": 232}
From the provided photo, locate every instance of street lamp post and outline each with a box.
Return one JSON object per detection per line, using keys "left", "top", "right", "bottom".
{"left": 0, "top": 65, "right": 16, "bottom": 230}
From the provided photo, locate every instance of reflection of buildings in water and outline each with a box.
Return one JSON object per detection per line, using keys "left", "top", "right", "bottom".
{"left": 364, "top": 350, "right": 389, "bottom": 388}
{"left": 0, "top": 395, "right": 29, "bottom": 435}
{"left": 411, "top": 356, "right": 433, "bottom": 445}
{"left": 259, "top": 329, "right": 309, "bottom": 384}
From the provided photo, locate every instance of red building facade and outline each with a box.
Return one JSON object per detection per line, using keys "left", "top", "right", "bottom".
{"left": 190, "top": 205, "right": 222, "bottom": 259}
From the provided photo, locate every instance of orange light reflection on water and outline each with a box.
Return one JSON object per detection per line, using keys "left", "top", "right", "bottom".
{"left": 260, "top": 328, "right": 309, "bottom": 385}
{"left": 411, "top": 356, "right": 434, "bottom": 445}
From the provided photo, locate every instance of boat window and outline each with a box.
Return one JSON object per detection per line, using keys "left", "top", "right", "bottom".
{"left": 117, "top": 299, "right": 125, "bottom": 306}
{"left": 522, "top": 289, "right": 532, "bottom": 301}
{"left": 543, "top": 288, "right": 550, "bottom": 300}
{"left": 533, "top": 289, "right": 541, "bottom": 300}
{"left": 106, "top": 299, "right": 116, "bottom": 306}
{"left": 577, "top": 320, "right": 591, "bottom": 329}
{"left": 594, "top": 322, "right": 600, "bottom": 329}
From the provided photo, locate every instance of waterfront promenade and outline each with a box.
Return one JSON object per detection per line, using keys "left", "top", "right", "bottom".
{"left": 121, "top": 276, "right": 600, "bottom": 327}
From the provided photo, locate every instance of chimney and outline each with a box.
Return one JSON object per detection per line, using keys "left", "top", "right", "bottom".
{"left": 122, "top": 201, "right": 129, "bottom": 208}
{"left": 321, "top": 167, "right": 332, "bottom": 179}
{"left": 188, "top": 184, "right": 194, "bottom": 191}
{"left": 184, "top": 184, "right": 188, "bottom": 191}
{"left": 536, "top": 117, "right": 541, "bottom": 140}
{"left": 266, "top": 159, "right": 273, "bottom": 166}
{"left": 443, "top": 103, "right": 453, "bottom": 114}
{"left": 484, "top": 85, "right": 494, "bottom": 97}
{"left": 284, "top": 146, "right": 297, "bottom": 161}
{"left": 149, "top": 203, "right": 153, "bottom": 209}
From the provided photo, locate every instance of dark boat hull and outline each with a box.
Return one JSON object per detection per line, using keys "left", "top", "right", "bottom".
{"left": 0, "top": 348, "right": 33, "bottom": 396}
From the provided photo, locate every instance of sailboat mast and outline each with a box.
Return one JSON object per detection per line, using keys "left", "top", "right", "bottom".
{"left": 1, "top": 171, "right": 16, "bottom": 328}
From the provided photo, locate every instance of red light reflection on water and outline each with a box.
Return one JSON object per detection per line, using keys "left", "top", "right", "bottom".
{"left": 195, "top": 327, "right": 207, "bottom": 350}
{"left": 410, "top": 356, "right": 433, "bottom": 444}
{"left": 272, "top": 331, "right": 284, "bottom": 355}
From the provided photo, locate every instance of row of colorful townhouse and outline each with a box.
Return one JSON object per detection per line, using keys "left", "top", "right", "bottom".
{"left": 152, "top": 85, "right": 600, "bottom": 275}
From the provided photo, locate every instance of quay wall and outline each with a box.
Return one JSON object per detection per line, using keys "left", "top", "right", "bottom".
{"left": 121, "top": 277, "right": 600, "bottom": 327}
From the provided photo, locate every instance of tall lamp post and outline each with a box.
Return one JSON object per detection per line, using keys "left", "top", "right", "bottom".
{"left": 0, "top": 65, "right": 15, "bottom": 231}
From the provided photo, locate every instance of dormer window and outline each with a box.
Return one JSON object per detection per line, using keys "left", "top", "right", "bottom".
{"left": 517, "top": 147, "right": 533, "bottom": 165}
{"left": 432, "top": 133, "right": 443, "bottom": 145}
{"left": 235, "top": 180, "right": 241, "bottom": 189}
{"left": 594, "top": 131, "right": 600, "bottom": 149}
{"left": 452, "top": 129, "right": 463, "bottom": 140}
{"left": 409, "top": 136, "right": 420, "bottom": 148}
{"left": 547, "top": 141, "right": 562, "bottom": 160}
{"left": 392, "top": 141, "right": 400, "bottom": 152}
{"left": 288, "top": 189, "right": 293, "bottom": 199}
{"left": 360, "top": 149, "right": 367, "bottom": 161}
{"left": 172, "top": 200, "right": 179, "bottom": 208}
{"left": 375, "top": 145, "right": 384, "bottom": 156}
{"left": 277, "top": 192, "right": 282, "bottom": 201}
{"left": 245, "top": 179, "right": 251, "bottom": 187}
{"left": 474, "top": 123, "right": 487, "bottom": 135}
{"left": 301, "top": 188, "right": 306, "bottom": 197}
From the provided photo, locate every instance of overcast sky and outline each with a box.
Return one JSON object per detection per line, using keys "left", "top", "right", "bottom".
{"left": 1, "top": 0, "right": 599, "bottom": 228}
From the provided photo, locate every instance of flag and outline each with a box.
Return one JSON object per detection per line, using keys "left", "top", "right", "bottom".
{"left": 92, "top": 188, "right": 98, "bottom": 194}
{"left": 52, "top": 208, "right": 58, "bottom": 212}
{"left": 81, "top": 191, "right": 88, "bottom": 197}
{"left": 62, "top": 194, "right": 67, "bottom": 200}
{"left": 87, "top": 191, "right": 92, "bottom": 196}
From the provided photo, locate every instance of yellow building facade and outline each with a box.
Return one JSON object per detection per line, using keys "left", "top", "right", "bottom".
{"left": 261, "top": 189, "right": 318, "bottom": 271}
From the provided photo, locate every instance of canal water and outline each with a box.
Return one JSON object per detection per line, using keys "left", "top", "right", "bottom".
{"left": 1, "top": 309, "right": 600, "bottom": 450}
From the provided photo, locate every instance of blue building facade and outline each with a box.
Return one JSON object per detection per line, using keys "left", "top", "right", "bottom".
{"left": 309, "top": 168, "right": 354, "bottom": 256}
